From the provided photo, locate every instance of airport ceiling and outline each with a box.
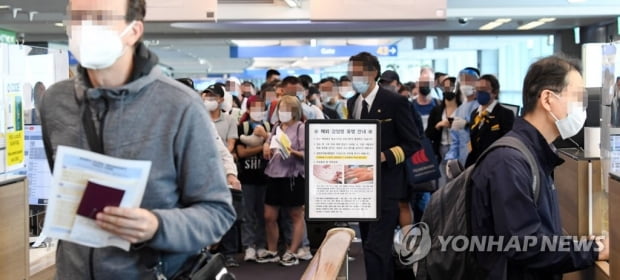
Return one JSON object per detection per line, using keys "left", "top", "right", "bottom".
{"left": 1, "top": 0, "right": 618, "bottom": 75}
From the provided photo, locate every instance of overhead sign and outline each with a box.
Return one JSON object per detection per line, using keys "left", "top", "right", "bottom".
{"left": 0, "top": 29, "right": 16, "bottom": 44}
{"left": 230, "top": 45, "right": 398, "bottom": 58}
{"left": 242, "top": 69, "right": 318, "bottom": 78}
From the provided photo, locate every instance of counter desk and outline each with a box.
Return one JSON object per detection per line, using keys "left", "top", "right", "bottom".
{"left": 556, "top": 149, "right": 609, "bottom": 280}
{"left": 0, "top": 175, "right": 29, "bottom": 280}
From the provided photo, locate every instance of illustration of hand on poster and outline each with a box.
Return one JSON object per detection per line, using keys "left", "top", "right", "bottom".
{"left": 313, "top": 164, "right": 343, "bottom": 184}
{"left": 344, "top": 165, "right": 374, "bottom": 184}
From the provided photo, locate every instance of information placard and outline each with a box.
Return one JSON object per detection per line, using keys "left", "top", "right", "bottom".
{"left": 305, "top": 120, "right": 380, "bottom": 221}
{"left": 5, "top": 78, "right": 24, "bottom": 172}
{"left": 25, "top": 125, "right": 52, "bottom": 205}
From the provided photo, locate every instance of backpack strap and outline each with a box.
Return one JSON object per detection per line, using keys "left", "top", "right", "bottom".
{"left": 263, "top": 121, "right": 271, "bottom": 133}
{"left": 475, "top": 136, "right": 540, "bottom": 205}
{"left": 243, "top": 121, "right": 250, "bottom": 136}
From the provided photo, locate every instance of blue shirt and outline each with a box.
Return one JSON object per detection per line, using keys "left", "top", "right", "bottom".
{"left": 413, "top": 99, "right": 438, "bottom": 117}
{"left": 445, "top": 99, "right": 480, "bottom": 164}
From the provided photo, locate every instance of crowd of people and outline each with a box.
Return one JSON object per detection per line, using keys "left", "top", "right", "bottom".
{"left": 173, "top": 50, "right": 523, "bottom": 273}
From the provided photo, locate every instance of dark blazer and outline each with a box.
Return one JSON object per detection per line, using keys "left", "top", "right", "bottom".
{"left": 425, "top": 103, "right": 446, "bottom": 159}
{"left": 347, "top": 86, "right": 421, "bottom": 200}
{"left": 465, "top": 102, "right": 515, "bottom": 167}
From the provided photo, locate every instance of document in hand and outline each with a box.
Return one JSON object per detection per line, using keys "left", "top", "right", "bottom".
{"left": 270, "top": 127, "right": 291, "bottom": 159}
{"left": 41, "top": 146, "right": 152, "bottom": 251}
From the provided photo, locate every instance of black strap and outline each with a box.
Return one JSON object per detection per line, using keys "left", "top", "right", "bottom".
{"left": 81, "top": 100, "right": 104, "bottom": 154}
{"left": 475, "top": 136, "right": 541, "bottom": 205}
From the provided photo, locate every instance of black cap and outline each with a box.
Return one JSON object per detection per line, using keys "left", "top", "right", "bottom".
{"left": 379, "top": 70, "right": 400, "bottom": 84}
{"left": 203, "top": 84, "right": 225, "bottom": 97}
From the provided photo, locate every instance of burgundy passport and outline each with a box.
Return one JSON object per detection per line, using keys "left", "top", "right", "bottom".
{"left": 76, "top": 181, "right": 125, "bottom": 219}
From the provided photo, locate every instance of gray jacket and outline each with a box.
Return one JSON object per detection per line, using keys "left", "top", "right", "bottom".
{"left": 40, "top": 43, "right": 235, "bottom": 279}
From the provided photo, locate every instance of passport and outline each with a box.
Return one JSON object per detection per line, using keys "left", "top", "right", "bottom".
{"left": 76, "top": 181, "right": 125, "bottom": 220}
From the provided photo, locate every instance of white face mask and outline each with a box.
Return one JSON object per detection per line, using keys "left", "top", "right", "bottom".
{"left": 204, "top": 100, "right": 219, "bottom": 111}
{"left": 69, "top": 21, "right": 136, "bottom": 70}
{"left": 250, "top": 111, "right": 264, "bottom": 121}
{"left": 339, "top": 86, "right": 355, "bottom": 99}
{"left": 279, "top": 111, "right": 293, "bottom": 123}
{"left": 296, "top": 91, "right": 305, "bottom": 101}
{"left": 550, "top": 99, "right": 586, "bottom": 140}
{"left": 352, "top": 76, "right": 370, "bottom": 94}
{"left": 460, "top": 85, "right": 475, "bottom": 97}
{"left": 320, "top": 91, "right": 330, "bottom": 101}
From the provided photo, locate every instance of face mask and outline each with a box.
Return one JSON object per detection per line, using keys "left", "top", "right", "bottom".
{"left": 444, "top": 91, "right": 456, "bottom": 101}
{"left": 279, "top": 111, "right": 293, "bottom": 123}
{"left": 352, "top": 76, "right": 370, "bottom": 94}
{"left": 420, "top": 87, "right": 431, "bottom": 96}
{"left": 320, "top": 91, "right": 330, "bottom": 101}
{"left": 204, "top": 100, "right": 219, "bottom": 111}
{"left": 221, "top": 94, "right": 233, "bottom": 113}
{"left": 550, "top": 97, "right": 586, "bottom": 140}
{"left": 385, "top": 85, "right": 398, "bottom": 93}
{"left": 250, "top": 111, "right": 264, "bottom": 121}
{"left": 339, "top": 87, "right": 355, "bottom": 99}
{"left": 460, "top": 85, "right": 475, "bottom": 97}
{"left": 476, "top": 91, "right": 491, "bottom": 105}
{"left": 242, "top": 91, "right": 252, "bottom": 97}
{"left": 69, "top": 21, "right": 135, "bottom": 70}
{"left": 296, "top": 91, "right": 305, "bottom": 101}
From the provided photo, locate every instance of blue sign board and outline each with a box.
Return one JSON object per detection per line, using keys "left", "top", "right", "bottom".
{"left": 230, "top": 45, "right": 398, "bottom": 58}
{"left": 242, "top": 69, "right": 317, "bottom": 79}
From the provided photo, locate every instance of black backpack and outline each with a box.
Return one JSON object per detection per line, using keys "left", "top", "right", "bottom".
{"left": 415, "top": 136, "right": 540, "bottom": 280}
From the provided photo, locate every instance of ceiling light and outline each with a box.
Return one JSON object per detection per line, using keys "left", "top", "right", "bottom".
{"left": 479, "top": 18, "right": 512, "bottom": 30}
{"left": 517, "top": 21, "right": 546, "bottom": 30}
{"left": 0, "top": 5, "right": 10, "bottom": 9}
{"left": 283, "top": 0, "right": 300, "bottom": 8}
{"left": 517, "top": 18, "right": 556, "bottom": 30}
{"left": 54, "top": 22, "right": 64, "bottom": 27}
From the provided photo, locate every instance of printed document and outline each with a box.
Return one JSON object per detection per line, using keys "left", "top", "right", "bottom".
{"left": 41, "top": 146, "right": 152, "bottom": 251}
{"left": 269, "top": 127, "right": 291, "bottom": 159}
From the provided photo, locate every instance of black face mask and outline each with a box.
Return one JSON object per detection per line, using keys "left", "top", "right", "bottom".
{"left": 420, "top": 86, "right": 431, "bottom": 96}
{"left": 242, "top": 91, "right": 252, "bottom": 97}
{"left": 444, "top": 91, "right": 456, "bottom": 101}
